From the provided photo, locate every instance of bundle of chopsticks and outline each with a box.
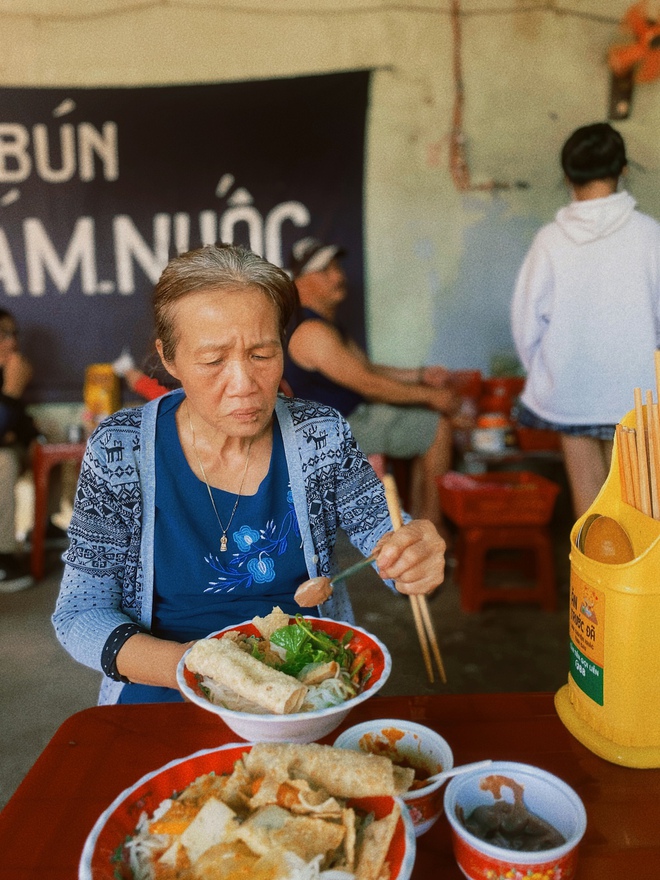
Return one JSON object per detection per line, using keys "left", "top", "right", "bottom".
{"left": 615, "top": 351, "right": 660, "bottom": 519}
{"left": 382, "top": 474, "right": 447, "bottom": 685}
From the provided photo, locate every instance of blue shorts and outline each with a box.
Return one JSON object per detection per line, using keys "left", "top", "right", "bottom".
{"left": 514, "top": 402, "right": 616, "bottom": 442}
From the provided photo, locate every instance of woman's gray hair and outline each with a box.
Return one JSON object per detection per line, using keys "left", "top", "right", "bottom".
{"left": 154, "top": 243, "right": 299, "bottom": 362}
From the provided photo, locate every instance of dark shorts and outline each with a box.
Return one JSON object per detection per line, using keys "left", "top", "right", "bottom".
{"left": 514, "top": 402, "right": 616, "bottom": 442}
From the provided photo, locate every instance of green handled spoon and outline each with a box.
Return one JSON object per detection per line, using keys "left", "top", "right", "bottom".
{"left": 294, "top": 554, "right": 377, "bottom": 607}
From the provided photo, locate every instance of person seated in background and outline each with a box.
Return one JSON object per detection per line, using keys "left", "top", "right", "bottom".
{"left": 0, "top": 308, "right": 38, "bottom": 592}
{"left": 283, "top": 237, "right": 459, "bottom": 531}
{"left": 511, "top": 122, "right": 660, "bottom": 518}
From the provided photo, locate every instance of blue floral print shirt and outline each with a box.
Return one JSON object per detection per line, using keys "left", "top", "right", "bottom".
{"left": 152, "top": 396, "right": 311, "bottom": 640}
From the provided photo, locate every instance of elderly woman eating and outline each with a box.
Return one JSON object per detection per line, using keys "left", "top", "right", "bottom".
{"left": 52, "top": 244, "right": 446, "bottom": 704}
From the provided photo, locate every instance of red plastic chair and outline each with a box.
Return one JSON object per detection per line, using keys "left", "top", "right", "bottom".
{"left": 31, "top": 441, "right": 86, "bottom": 580}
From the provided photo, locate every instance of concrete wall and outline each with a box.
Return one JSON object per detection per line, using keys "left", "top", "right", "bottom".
{"left": 1, "top": 0, "right": 657, "bottom": 376}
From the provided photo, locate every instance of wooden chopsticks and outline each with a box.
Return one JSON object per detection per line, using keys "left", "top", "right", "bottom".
{"left": 382, "top": 474, "right": 447, "bottom": 685}
{"left": 633, "top": 387, "right": 652, "bottom": 517}
{"left": 617, "top": 351, "right": 660, "bottom": 519}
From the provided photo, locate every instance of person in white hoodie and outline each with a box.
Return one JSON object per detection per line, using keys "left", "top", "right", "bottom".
{"left": 511, "top": 122, "right": 660, "bottom": 518}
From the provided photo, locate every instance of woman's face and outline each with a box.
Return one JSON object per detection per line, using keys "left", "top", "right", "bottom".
{"left": 158, "top": 285, "right": 283, "bottom": 439}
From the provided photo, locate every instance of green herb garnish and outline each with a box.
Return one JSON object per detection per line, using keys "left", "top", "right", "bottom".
{"left": 270, "top": 615, "right": 355, "bottom": 677}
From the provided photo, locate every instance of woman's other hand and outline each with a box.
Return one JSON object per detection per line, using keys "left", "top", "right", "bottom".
{"left": 373, "top": 520, "right": 445, "bottom": 596}
{"left": 115, "top": 633, "right": 197, "bottom": 692}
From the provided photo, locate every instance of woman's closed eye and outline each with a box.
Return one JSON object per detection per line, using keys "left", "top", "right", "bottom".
{"left": 250, "top": 342, "right": 282, "bottom": 360}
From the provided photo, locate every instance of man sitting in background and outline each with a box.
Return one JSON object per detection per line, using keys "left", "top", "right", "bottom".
{"left": 284, "top": 237, "right": 458, "bottom": 530}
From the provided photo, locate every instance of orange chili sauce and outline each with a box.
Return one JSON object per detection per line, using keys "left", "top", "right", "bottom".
{"left": 359, "top": 728, "right": 442, "bottom": 789}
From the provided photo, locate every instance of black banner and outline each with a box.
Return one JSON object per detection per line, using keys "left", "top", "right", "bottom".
{"left": 0, "top": 71, "right": 370, "bottom": 402}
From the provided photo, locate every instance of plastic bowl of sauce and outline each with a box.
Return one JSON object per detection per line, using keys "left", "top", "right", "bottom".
{"left": 334, "top": 718, "right": 454, "bottom": 836}
{"left": 444, "top": 761, "right": 587, "bottom": 880}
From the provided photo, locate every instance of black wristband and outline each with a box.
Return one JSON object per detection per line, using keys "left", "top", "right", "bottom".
{"left": 101, "top": 622, "right": 144, "bottom": 682}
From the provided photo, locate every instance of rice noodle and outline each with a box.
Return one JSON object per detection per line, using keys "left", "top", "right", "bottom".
{"left": 200, "top": 672, "right": 354, "bottom": 714}
{"left": 302, "top": 677, "right": 353, "bottom": 711}
{"left": 279, "top": 853, "right": 355, "bottom": 880}
{"left": 125, "top": 828, "right": 169, "bottom": 880}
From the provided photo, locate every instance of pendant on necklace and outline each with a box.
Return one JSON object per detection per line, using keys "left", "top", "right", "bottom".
{"left": 220, "top": 535, "right": 228, "bottom": 552}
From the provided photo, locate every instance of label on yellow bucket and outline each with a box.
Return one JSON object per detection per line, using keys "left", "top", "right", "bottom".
{"left": 569, "top": 574, "right": 605, "bottom": 705}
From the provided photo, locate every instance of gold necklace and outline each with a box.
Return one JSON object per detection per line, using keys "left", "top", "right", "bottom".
{"left": 186, "top": 401, "right": 253, "bottom": 552}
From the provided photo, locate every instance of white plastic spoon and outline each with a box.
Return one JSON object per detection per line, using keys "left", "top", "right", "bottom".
{"left": 423, "top": 758, "right": 493, "bottom": 786}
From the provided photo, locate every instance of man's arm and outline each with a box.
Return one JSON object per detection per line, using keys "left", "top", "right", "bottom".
{"left": 1, "top": 351, "right": 33, "bottom": 398}
{"left": 289, "top": 320, "right": 457, "bottom": 413}
{"left": 370, "top": 363, "right": 452, "bottom": 387}
{"left": 344, "top": 341, "right": 451, "bottom": 388}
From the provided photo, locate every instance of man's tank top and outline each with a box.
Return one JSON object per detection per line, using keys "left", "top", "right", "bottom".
{"left": 284, "top": 308, "right": 364, "bottom": 416}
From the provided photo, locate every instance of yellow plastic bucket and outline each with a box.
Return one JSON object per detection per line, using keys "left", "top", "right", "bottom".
{"left": 555, "top": 407, "right": 660, "bottom": 767}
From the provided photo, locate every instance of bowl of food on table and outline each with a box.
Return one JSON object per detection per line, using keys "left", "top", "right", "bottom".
{"left": 334, "top": 718, "right": 454, "bottom": 837}
{"left": 80, "top": 740, "right": 416, "bottom": 880}
{"left": 176, "top": 606, "right": 392, "bottom": 743}
{"left": 443, "top": 760, "right": 587, "bottom": 880}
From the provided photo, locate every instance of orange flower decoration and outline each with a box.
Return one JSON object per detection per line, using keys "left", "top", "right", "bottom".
{"left": 609, "top": 2, "right": 660, "bottom": 83}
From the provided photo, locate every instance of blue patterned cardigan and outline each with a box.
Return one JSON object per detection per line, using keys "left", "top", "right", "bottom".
{"left": 52, "top": 390, "right": 399, "bottom": 705}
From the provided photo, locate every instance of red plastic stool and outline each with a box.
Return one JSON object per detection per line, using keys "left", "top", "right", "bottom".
{"left": 437, "top": 471, "right": 561, "bottom": 613}
{"left": 455, "top": 524, "right": 557, "bottom": 612}
{"left": 31, "top": 441, "right": 86, "bottom": 580}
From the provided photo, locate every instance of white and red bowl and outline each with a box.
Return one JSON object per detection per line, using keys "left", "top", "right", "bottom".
{"left": 443, "top": 760, "right": 587, "bottom": 880}
{"left": 176, "top": 616, "right": 392, "bottom": 743}
{"left": 79, "top": 742, "right": 416, "bottom": 880}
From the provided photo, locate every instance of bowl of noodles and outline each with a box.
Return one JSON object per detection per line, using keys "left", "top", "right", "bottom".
{"left": 80, "top": 741, "right": 416, "bottom": 880}
{"left": 176, "top": 610, "right": 392, "bottom": 743}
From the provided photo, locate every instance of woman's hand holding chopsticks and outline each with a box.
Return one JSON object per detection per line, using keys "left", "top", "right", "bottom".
{"left": 373, "top": 519, "right": 446, "bottom": 596}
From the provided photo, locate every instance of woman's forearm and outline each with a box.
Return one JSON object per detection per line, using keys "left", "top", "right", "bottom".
{"left": 115, "top": 632, "right": 195, "bottom": 689}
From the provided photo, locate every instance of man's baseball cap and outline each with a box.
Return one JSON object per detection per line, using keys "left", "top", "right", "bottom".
{"left": 289, "top": 237, "right": 346, "bottom": 278}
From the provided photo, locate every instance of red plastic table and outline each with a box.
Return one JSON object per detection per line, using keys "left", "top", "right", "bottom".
{"left": 1, "top": 692, "right": 659, "bottom": 878}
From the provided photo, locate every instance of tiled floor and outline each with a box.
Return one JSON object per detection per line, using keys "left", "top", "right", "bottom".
{"left": 0, "top": 461, "right": 574, "bottom": 810}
